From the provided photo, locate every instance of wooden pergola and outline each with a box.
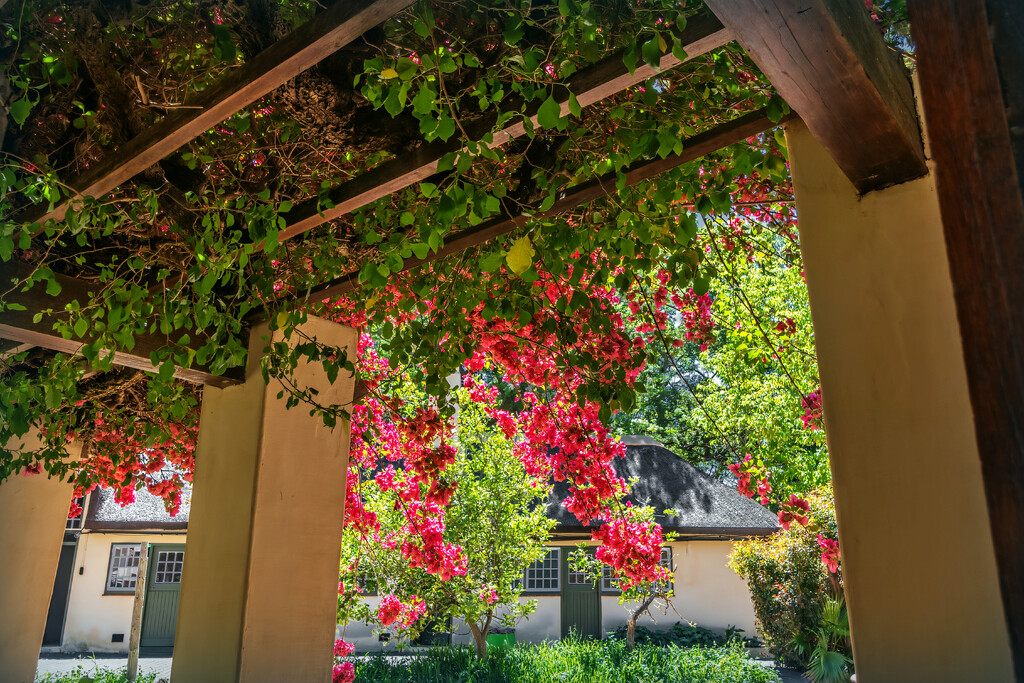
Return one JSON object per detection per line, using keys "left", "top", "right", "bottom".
{"left": 0, "top": 0, "right": 1021, "bottom": 681}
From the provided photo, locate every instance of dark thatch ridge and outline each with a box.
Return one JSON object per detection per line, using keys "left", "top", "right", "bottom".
{"left": 547, "top": 436, "right": 779, "bottom": 537}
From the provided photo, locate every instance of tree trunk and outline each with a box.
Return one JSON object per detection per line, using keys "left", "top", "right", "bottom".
{"left": 467, "top": 619, "right": 490, "bottom": 660}
{"left": 626, "top": 595, "right": 657, "bottom": 650}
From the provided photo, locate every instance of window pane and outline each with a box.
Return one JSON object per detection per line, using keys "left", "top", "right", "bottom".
{"left": 523, "top": 548, "right": 559, "bottom": 591}
{"left": 106, "top": 544, "right": 141, "bottom": 592}
{"left": 154, "top": 550, "right": 184, "bottom": 584}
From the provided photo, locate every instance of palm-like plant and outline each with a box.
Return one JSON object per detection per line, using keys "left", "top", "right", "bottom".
{"left": 805, "top": 597, "right": 852, "bottom": 683}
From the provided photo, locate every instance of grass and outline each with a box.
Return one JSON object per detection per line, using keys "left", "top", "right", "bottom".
{"left": 353, "top": 638, "right": 780, "bottom": 683}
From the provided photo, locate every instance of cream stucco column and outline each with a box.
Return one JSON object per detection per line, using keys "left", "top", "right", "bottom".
{"left": 171, "top": 316, "right": 356, "bottom": 683}
{"left": 786, "top": 118, "right": 1014, "bottom": 681}
{"left": 0, "top": 432, "right": 76, "bottom": 683}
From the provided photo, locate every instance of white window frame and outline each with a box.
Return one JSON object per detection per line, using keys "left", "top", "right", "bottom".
{"left": 152, "top": 549, "right": 185, "bottom": 584}
{"left": 523, "top": 548, "right": 560, "bottom": 592}
{"left": 105, "top": 543, "right": 142, "bottom": 594}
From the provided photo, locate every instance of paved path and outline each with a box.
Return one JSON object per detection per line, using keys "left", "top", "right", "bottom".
{"left": 36, "top": 654, "right": 171, "bottom": 681}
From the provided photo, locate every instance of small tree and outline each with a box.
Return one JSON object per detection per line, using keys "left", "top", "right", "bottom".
{"left": 568, "top": 507, "right": 675, "bottom": 650}
{"left": 338, "top": 386, "right": 554, "bottom": 659}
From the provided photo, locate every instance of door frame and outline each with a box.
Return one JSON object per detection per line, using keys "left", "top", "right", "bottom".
{"left": 140, "top": 542, "right": 185, "bottom": 654}
{"left": 559, "top": 547, "right": 602, "bottom": 640}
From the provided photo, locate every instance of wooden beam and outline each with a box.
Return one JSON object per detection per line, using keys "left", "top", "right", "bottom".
{"left": 0, "top": 340, "right": 34, "bottom": 360}
{"left": 152, "top": 15, "right": 731, "bottom": 295}
{"left": 275, "top": 13, "right": 732, "bottom": 243}
{"left": 14, "top": 0, "right": 414, "bottom": 230}
{"left": 704, "top": 0, "right": 925, "bottom": 193}
{"left": 292, "top": 108, "right": 791, "bottom": 303}
{"left": 0, "top": 262, "right": 244, "bottom": 387}
{"left": 909, "top": 0, "right": 1024, "bottom": 677}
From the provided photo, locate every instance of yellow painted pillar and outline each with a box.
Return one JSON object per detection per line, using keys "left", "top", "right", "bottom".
{"left": 171, "top": 317, "right": 356, "bottom": 683}
{"left": 0, "top": 432, "right": 76, "bottom": 683}
{"left": 786, "top": 118, "right": 1014, "bottom": 681}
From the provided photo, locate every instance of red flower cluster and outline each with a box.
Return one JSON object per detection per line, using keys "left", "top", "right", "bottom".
{"left": 727, "top": 455, "right": 771, "bottom": 505}
{"left": 817, "top": 534, "right": 840, "bottom": 574}
{"left": 801, "top": 390, "right": 823, "bottom": 431}
{"left": 377, "top": 594, "right": 426, "bottom": 628}
{"left": 593, "top": 518, "right": 670, "bottom": 590}
{"left": 677, "top": 289, "right": 715, "bottom": 351}
{"left": 777, "top": 494, "right": 811, "bottom": 531}
{"left": 332, "top": 662, "right": 354, "bottom": 683}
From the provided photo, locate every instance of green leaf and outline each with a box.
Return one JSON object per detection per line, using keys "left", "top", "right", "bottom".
{"left": 435, "top": 113, "right": 456, "bottom": 141}
{"left": 536, "top": 95, "right": 563, "bottom": 129}
{"left": 9, "top": 97, "right": 33, "bottom": 126}
{"left": 503, "top": 17, "right": 524, "bottom": 45}
{"left": 567, "top": 92, "right": 582, "bottom": 118}
{"left": 505, "top": 236, "right": 535, "bottom": 275}
{"left": 642, "top": 36, "right": 662, "bottom": 69}
{"left": 480, "top": 251, "right": 504, "bottom": 272}
{"left": 412, "top": 86, "right": 436, "bottom": 115}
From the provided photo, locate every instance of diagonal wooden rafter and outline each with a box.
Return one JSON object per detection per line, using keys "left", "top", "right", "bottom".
{"left": 275, "top": 14, "right": 732, "bottom": 243}
{"left": 703, "top": 0, "right": 926, "bottom": 193}
{"left": 151, "top": 14, "right": 731, "bottom": 293}
{"left": 0, "top": 340, "right": 35, "bottom": 360}
{"left": 15, "top": 0, "right": 415, "bottom": 230}
{"left": 0, "top": 261, "right": 245, "bottom": 387}
{"left": 290, "top": 107, "right": 794, "bottom": 304}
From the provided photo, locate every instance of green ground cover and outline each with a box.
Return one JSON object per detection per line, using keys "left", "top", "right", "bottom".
{"left": 36, "top": 639, "right": 777, "bottom": 683}
{"left": 352, "top": 639, "right": 778, "bottom": 683}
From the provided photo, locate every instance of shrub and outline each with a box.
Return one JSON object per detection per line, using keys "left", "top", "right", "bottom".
{"left": 609, "top": 621, "right": 723, "bottom": 648}
{"left": 728, "top": 485, "right": 848, "bottom": 669}
{"left": 351, "top": 638, "right": 779, "bottom": 683}
{"left": 36, "top": 667, "right": 157, "bottom": 683}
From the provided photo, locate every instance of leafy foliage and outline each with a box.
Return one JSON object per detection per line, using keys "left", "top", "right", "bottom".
{"left": 609, "top": 621, "right": 740, "bottom": 649}
{"left": 338, "top": 384, "right": 554, "bottom": 657}
{"left": 728, "top": 487, "right": 847, "bottom": 669}
{"left": 347, "top": 639, "right": 780, "bottom": 683}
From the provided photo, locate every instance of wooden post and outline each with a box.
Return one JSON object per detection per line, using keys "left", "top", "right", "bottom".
{"left": 126, "top": 543, "right": 150, "bottom": 682}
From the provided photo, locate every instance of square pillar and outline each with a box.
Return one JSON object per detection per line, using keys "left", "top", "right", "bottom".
{"left": 786, "top": 118, "right": 1014, "bottom": 680}
{"left": 0, "top": 432, "right": 76, "bottom": 683}
{"left": 171, "top": 317, "right": 356, "bottom": 683}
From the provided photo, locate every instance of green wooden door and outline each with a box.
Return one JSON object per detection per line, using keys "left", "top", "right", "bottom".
{"left": 560, "top": 549, "right": 601, "bottom": 640}
{"left": 140, "top": 544, "right": 185, "bottom": 648}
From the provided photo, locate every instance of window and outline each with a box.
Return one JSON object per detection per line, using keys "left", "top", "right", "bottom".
{"left": 602, "top": 547, "right": 673, "bottom": 593}
{"left": 523, "top": 548, "right": 560, "bottom": 592}
{"left": 106, "top": 544, "right": 142, "bottom": 593}
{"left": 355, "top": 567, "right": 378, "bottom": 596}
{"left": 153, "top": 550, "right": 184, "bottom": 584}
{"left": 65, "top": 497, "right": 85, "bottom": 531}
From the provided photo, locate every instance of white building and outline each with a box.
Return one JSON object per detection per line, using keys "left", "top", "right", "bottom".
{"left": 43, "top": 487, "right": 189, "bottom": 654}
{"left": 341, "top": 437, "right": 779, "bottom": 650}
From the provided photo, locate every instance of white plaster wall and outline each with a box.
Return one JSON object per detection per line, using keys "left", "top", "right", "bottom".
{"left": 600, "top": 541, "right": 759, "bottom": 638}
{"left": 62, "top": 532, "right": 187, "bottom": 653}
{"left": 338, "top": 539, "right": 758, "bottom": 651}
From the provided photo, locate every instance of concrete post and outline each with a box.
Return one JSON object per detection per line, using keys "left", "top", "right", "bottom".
{"left": 0, "top": 432, "right": 76, "bottom": 683}
{"left": 786, "top": 118, "right": 1015, "bottom": 680}
{"left": 171, "top": 317, "right": 357, "bottom": 683}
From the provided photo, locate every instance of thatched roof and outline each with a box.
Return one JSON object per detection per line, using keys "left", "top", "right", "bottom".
{"left": 547, "top": 436, "right": 779, "bottom": 537}
{"left": 84, "top": 484, "right": 191, "bottom": 531}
